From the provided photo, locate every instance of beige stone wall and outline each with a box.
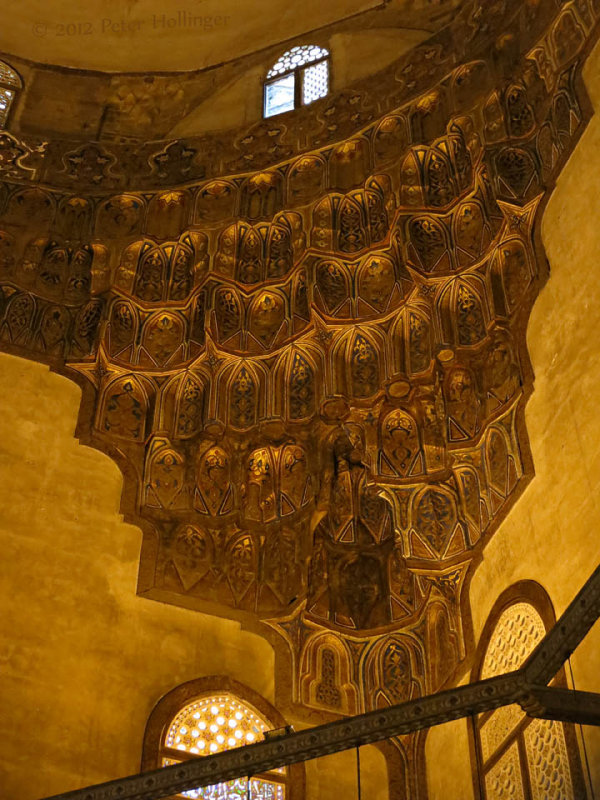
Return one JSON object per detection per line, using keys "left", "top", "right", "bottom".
{"left": 426, "top": 36, "right": 600, "bottom": 799}
{"left": 0, "top": 354, "right": 275, "bottom": 798}
{"left": 0, "top": 353, "right": 389, "bottom": 798}
{"left": 305, "top": 748, "right": 389, "bottom": 800}
{"left": 426, "top": 718, "right": 474, "bottom": 800}
{"left": 0, "top": 0, "right": 381, "bottom": 72}
{"left": 2, "top": 17, "right": 600, "bottom": 800}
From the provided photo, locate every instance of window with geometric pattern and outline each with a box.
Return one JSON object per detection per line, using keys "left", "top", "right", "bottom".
{"left": 0, "top": 61, "right": 22, "bottom": 128}
{"left": 159, "top": 692, "right": 289, "bottom": 799}
{"left": 474, "top": 600, "right": 583, "bottom": 800}
{"left": 264, "top": 45, "right": 330, "bottom": 118}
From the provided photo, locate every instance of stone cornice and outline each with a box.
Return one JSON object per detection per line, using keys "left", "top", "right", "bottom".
{"left": 0, "top": 0, "right": 553, "bottom": 192}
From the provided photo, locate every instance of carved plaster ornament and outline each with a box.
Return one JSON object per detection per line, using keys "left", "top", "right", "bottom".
{"left": 0, "top": 0, "right": 597, "bottom": 785}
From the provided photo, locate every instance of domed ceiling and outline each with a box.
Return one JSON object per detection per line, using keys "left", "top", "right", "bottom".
{"left": 0, "top": 0, "right": 446, "bottom": 72}
{"left": 0, "top": 0, "right": 597, "bottom": 791}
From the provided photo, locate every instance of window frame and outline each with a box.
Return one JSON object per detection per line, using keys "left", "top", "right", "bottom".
{"left": 142, "top": 676, "right": 305, "bottom": 800}
{"left": 263, "top": 47, "right": 330, "bottom": 119}
{"left": 469, "top": 582, "right": 587, "bottom": 799}
{"left": 0, "top": 60, "right": 22, "bottom": 129}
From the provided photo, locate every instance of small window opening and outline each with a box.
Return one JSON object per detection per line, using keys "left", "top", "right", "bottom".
{"left": 161, "top": 692, "right": 289, "bottom": 799}
{"left": 264, "top": 45, "right": 330, "bottom": 118}
{"left": 0, "top": 61, "right": 22, "bottom": 128}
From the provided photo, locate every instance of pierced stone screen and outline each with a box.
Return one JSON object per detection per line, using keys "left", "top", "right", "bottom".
{"left": 267, "top": 45, "right": 329, "bottom": 78}
{"left": 162, "top": 694, "right": 286, "bottom": 799}
{"left": 265, "top": 45, "right": 330, "bottom": 117}
{"left": 303, "top": 61, "right": 329, "bottom": 106}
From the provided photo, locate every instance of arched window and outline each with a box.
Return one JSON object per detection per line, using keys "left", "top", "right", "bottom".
{"left": 144, "top": 678, "right": 305, "bottom": 799}
{"left": 264, "top": 45, "right": 329, "bottom": 118}
{"left": 0, "top": 61, "right": 22, "bottom": 128}
{"left": 472, "top": 589, "right": 585, "bottom": 799}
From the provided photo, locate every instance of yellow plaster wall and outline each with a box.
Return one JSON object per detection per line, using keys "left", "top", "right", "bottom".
{"left": 329, "top": 27, "right": 428, "bottom": 86}
{"left": 426, "top": 36, "right": 600, "bottom": 797}
{"left": 425, "top": 715, "right": 474, "bottom": 799}
{"left": 0, "top": 355, "right": 277, "bottom": 798}
{"left": 169, "top": 66, "right": 266, "bottom": 138}
{"left": 0, "top": 354, "right": 390, "bottom": 799}
{"left": 305, "top": 748, "right": 389, "bottom": 800}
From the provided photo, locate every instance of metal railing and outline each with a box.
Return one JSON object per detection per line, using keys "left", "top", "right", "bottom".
{"left": 43, "top": 562, "right": 600, "bottom": 800}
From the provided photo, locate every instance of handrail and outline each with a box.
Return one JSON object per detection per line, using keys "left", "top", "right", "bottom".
{"left": 42, "top": 563, "right": 600, "bottom": 800}
{"left": 523, "top": 561, "right": 600, "bottom": 685}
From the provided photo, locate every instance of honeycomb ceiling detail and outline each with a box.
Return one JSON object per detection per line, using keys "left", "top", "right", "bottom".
{"left": 0, "top": 0, "right": 597, "bottom": 787}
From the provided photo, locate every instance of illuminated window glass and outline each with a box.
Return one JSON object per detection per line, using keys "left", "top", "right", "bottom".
{"left": 264, "top": 45, "right": 330, "bottom": 118}
{"left": 0, "top": 61, "right": 22, "bottom": 128}
{"left": 267, "top": 45, "right": 329, "bottom": 79}
{"left": 161, "top": 693, "right": 287, "bottom": 799}
{"left": 302, "top": 61, "right": 329, "bottom": 106}
{"left": 264, "top": 74, "right": 295, "bottom": 118}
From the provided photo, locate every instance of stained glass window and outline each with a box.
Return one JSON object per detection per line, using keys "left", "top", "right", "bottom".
{"left": 0, "top": 61, "right": 21, "bottom": 128}
{"left": 161, "top": 693, "right": 287, "bottom": 800}
{"left": 264, "top": 45, "right": 330, "bottom": 118}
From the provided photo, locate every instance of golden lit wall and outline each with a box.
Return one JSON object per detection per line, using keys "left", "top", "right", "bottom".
{"left": 0, "top": 354, "right": 388, "bottom": 800}
{"left": 425, "top": 35, "right": 600, "bottom": 798}
{"left": 1, "top": 3, "right": 600, "bottom": 798}
{"left": 0, "top": 354, "right": 277, "bottom": 797}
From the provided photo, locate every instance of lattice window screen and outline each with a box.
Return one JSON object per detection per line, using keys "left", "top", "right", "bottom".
{"left": 478, "top": 602, "right": 575, "bottom": 800}
{"left": 0, "top": 61, "right": 21, "bottom": 127}
{"left": 161, "top": 693, "right": 287, "bottom": 800}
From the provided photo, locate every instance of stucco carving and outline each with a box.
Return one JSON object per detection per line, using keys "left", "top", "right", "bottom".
{"left": 0, "top": 0, "right": 598, "bottom": 790}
